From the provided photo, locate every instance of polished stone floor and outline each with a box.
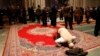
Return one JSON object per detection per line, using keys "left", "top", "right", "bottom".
{"left": 0, "top": 28, "right": 9, "bottom": 56}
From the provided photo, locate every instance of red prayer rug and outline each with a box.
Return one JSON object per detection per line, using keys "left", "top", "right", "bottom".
{"left": 18, "top": 24, "right": 59, "bottom": 46}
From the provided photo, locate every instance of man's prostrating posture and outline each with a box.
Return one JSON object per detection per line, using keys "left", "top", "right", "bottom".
{"left": 55, "top": 27, "right": 76, "bottom": 48}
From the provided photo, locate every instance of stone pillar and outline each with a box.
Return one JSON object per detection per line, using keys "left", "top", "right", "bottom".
{"left": 74, "top": 0, "right": 78, "bottom": 9}
{"left": 77, "top": 0, "right": 80, "bottom": 7}
{"left": 41, "top": 0, "right": 45, "bottom": 9}
{"left": 75, "top": 0, "right": 78, "bottom": 7}
{"left": 83, "top": 0, "right": 86, "bottom": 9}
{"left": 34, "top": 0, "right": 36, "bottom": 8}
{"left": 96, "top": 0, "right": 100, "bottom": 7}
{"left": 73, "top": 0, "right": 76, "bottom": 10}
{"left": 26, "top": 0, "right": 29, "bottom": 8}
{"left": 24, "top": 0, "right": 28, "bottom": 10}
{"left": 80, "top": 0, "right": 83, "bottom": 7}
{"left": 28, "top": 0, "right": 31, "bottom": 7}
{"left": 35, "top": 0, "right": 45, "bottom": 9}
{"left": 31, "top": 0, "right": 35, "bottom": 7}
{"left": 35, "top": 0, "right": 40, "bottom": 8}
{"left": 69, "top": 0, "right": 74, "bottom": 6}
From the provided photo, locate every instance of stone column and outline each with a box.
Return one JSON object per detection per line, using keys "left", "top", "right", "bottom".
{"left": 34, "top": 0, "right": 37, "bottom": 8}
{"left": 83, "top": 0, "right": 86, "bottom": 9}
{"left": 96, "top": 0, "right": 100, "bottom": 7}
{"left": 26, "top": 0, "right": 29, "bottom": 8}
{"left": 41, "top": 0, "right": 45, "bottom": 9}
{"left": 24, "top": 0, "right": 28, "bottom": 10}
{"left": 24, "top": 0, "right": 26, "bottom": 9}
{"left": 35, "top": 0, "right": 40, "bottom": 8}
{"left": 31, "top": 0, "right": 34, "bottom": 7}
{"left": 35, "top": 0, "right": 45, "bottom": 9}
{"left": 73, "top": 0, "right": 76, "bottom": 10}
{"left": 69, "top": 0, "right": 74, "bottom": 6}
{"left": 77, "top": 0, "right": 80, "bottom": 7}
{"left": 74, "top": 0, "right": 78, "bottom": 8}
{"left": 80, "top": 0, "right": 83, "bottom": 7}
{"left": 29, "top": 0, "right": 34, "bottom": 7}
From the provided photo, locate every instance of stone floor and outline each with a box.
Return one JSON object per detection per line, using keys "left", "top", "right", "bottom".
{"left": 0, "top": 29, "right": 9, "bottom": 56}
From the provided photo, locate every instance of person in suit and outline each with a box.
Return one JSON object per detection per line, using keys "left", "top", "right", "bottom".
{"left": 94, "top": 7, "right": 100, "bottom": 37}
{"left": 63, "top": 6, "right": 73, "bottom": 30}
{"left": 50, "top": 6, "right": 57, "bottom": 27}
{"left": 28, "top": 7, "right": 35, "bottom": 22}
{"left": 19, "top": 7, "right": 27, "bottom": 24}
{"left": 0, "top": 9, "right": 4, "bottom": 28}
{"left": 41, "top": 7, "right": 47, "bottom": 26}
{"left": 85, "top": 7, "right": 91, "bottom": 24}
{"left": 36, "top": 5, "right": 41, "bottom": 23}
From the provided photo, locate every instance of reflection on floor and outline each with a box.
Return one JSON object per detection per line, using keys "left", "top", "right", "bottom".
{"left": 0, "top": 22, "right": 100, "bottom": 56}
{"left": 0, "top": 29, "right": 9, "bottom": 56}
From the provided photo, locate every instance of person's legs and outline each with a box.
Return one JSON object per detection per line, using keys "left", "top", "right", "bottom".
{"left": 68, "top": 20, "right": 73, "bottom": 30}
{"left": 72, "top": 36, "right": 76, "bottom": 39}
{"left": 94, "top": 25, "right": 100, "bottom": 36}
{"left": 55, "top": 37, "right": 65, "bottom": 43}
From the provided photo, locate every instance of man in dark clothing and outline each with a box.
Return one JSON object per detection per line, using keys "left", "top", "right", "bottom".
{"left": 70, "top": 6, "right": 74, "bottom": 30}
{"left": 80, "top": 7, "right": 84, "bottom": 23}
{"left": 63, "top": 6, "right": 73, "bottom": 30}
{"left": 7, "top": 7, "right": 12, "bottom": 25}
{"left": 50, "top": 6, "right": 57, "bottom": 27}
{"left": 60, "top": 8, "right": 63, "bottom": 20}
{"left": 15, "top": 6, "right": 21, "bottom": 23}
{"left": 41, "top": 8, "right": 47, "bottom": 26}
{"left": 85, "top": 7, "right": 91, "bottom": 24}
{"left": 94, "top": 7, "right": 100, "bottom": 37}
{"left": 36, "top": 5, "right": 41, "bottom": 23}
{"left": 28, "top": 7, "right": 35, "bottom": 22}
{"left": 19, "top": 8, "right": 27, "bottom": 24}
{"left": 90, "top": 7, "right": 97, "bottom": 20}
{"left": 0, "top": 9, "right": 4, "bottom": 28}
{"left": 21, "top": 8, "right": 27, "bottom": 24}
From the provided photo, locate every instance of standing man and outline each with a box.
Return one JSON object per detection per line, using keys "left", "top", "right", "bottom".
{"left": 41, "top": 7, "right": 47, "bottom": 26}
{"left": 63, "top": 5, "right": 73, "bottom": 30}
{"left": 0, "top": 9, "right": 4, "bottom": 28}
{"left": 50, "top": 6, "right": 57, "bottom": 27}
{"left": 36, "top": 5, "right": 41, "bottom": 23}
{"left": 94, "top": 7, "right": 100, "bottom": 37}
{"left": 28, "top": 7, "right": 35, "bottom": 22}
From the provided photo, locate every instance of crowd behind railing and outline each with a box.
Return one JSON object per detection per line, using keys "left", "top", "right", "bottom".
{"left": 0, "top": 5, "right": 100, "bottom": 36}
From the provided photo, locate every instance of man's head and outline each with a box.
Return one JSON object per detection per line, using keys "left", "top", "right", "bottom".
{"left": 68, "top": 42, "right": 74, "bottom": 48}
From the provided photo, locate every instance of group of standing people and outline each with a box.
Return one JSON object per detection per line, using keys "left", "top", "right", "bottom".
{"left": 0, "top": 6, "right": 27, "bottom": 27}
{"left": 85, "top": 6, "right": 100, "bottom": 36}
{"left": 0, "top": 5, "right": 100, "bottom": 36}
{"left": 28, "top": 5, "right": 58, "bottom": 27}
{"left": 27, "top": 5, "right": 100, "bottom": 36}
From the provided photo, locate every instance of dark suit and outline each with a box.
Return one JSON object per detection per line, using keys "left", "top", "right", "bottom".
{"left": 41, "top": 9, "right": 47, "bottom": 26}
{"left": 50, "top": 6, "right": 57, "bottom": 26}
{"left": 0, "top": 9, "right": 4, "bottom": 26}
{"left": 63, "top": 7, "right": 73, "bottom": 30}
{"left": 94, "top": 7, "right": 100, "bottom": 36}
